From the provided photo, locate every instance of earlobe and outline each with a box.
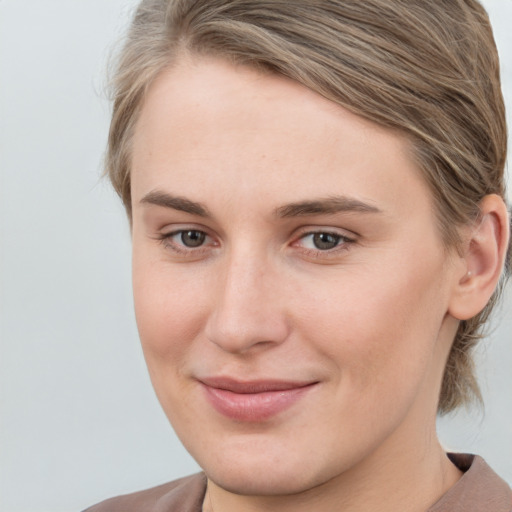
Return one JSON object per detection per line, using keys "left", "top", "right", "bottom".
{"left": 448, "top": 194, "right": 510, "bottom": 321}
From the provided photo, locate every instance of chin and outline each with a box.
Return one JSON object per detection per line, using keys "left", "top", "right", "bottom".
{"left": 184, "top": 431, "right": 353, "bottom": 497}
{"left": 204, "top": 462, "right": 325, "bottom": 497}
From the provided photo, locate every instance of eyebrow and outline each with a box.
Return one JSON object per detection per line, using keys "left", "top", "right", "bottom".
{"left": 140, "top": 190, "right": 381, "bottom": 219}
{"left": 140, "top": 190, "right": 211, "bottom": 217}
{"left": 274, "top": 196, "right": 381, "bottom": 218}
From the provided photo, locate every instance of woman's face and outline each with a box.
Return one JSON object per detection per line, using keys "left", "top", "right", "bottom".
{"left": 130, "top": 57, "right": 464, "bottom": 495}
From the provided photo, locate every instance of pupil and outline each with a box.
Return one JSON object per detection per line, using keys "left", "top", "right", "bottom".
{"left": 313, "top": 233, "right": 339, "bottom": 250}
{"left": 181, "top": 230, "right": 205, "bottom": 247}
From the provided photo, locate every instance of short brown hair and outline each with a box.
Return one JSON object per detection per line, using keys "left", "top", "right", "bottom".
{"left": 106, "top": 0, "right": 511, "bottom": 414}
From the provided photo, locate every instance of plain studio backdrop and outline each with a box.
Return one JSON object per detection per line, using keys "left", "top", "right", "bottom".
{"left": 0, "top": 1, "right": 511, "bottom": 511}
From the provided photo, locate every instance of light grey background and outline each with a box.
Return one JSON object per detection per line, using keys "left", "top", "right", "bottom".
{"left": 0, "top": 1, "right": 510, "bottom": 511}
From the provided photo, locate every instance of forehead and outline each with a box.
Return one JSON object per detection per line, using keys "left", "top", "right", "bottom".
{"left": 131, "top": 56, "right": 433, "bottom": 222}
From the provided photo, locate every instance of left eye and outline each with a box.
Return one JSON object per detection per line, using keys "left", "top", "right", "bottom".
{"left": 177, "top": 230, "right": 206, "bottom": 247}
{"left": 299, "top": 232, "right": 346, "bottom": 250}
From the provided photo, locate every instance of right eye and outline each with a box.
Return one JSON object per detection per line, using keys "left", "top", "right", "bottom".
{"left": 157, "top": 228, "right": 216, "bottom": 256}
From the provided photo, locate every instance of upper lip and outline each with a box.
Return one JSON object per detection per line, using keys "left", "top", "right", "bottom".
{"left": 198, "top": 376, "right": 318, "bottom": 394}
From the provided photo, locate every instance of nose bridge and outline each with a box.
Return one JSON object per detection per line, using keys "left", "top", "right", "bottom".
{"left": 205, "top": 244, "right": 289, "bottom": 353}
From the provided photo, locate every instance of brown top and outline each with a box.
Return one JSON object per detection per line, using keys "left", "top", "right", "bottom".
{"left": 83, "top": 454, "right": 511, "bottom": 512}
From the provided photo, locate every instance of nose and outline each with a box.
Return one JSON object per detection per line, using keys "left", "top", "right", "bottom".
{"left": 204, "top": 250, "right": 290, "bottom": 354}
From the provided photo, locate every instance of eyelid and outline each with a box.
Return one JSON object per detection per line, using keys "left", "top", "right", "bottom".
{"left": 153, "top": 223, "right": 357, "bottom": 259}
{"left": 156, "top": 225, "right": 219, "bottom": 256}
{"left": 292, "top": 225, "right": 358, "bottom": 242}
{"left": 291, "top": 227, "right": 357, "bottom": 255}
{"left": 158, "top": 221, "right": 215, "bottom": 239}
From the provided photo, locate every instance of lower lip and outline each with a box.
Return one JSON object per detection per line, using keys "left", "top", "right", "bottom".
{"left": 201, "top": 383, "right": 316, "bottom": 422}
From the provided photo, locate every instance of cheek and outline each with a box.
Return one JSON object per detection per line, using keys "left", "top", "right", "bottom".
{"left": 295, "top": 256, "right": 450, "bottom": 396}
{"left": 132, "top": 258, "right": 210, "bottom": 424}
{"left": 132, "top": 250, "right": 206, "bottom": 363}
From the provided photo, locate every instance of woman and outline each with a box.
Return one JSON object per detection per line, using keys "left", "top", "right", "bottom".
{"left": 86, "top": 0, "right": 511, "bottom": 510}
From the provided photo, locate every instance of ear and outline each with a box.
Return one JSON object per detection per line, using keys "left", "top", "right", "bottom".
{"left": 448, "top": 194, "right": 510, "bottom": 321}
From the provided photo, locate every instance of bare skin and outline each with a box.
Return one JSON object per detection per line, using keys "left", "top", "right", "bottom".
{"left": 130, "top": 56, "right": 508, "bottom": 512}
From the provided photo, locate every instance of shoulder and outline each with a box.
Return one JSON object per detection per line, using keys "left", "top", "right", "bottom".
{"left": 83, "top": 473, "right": 207, "bottom": 512}
{"left": 428, "top": 454, "right": 512, "bottom": 512}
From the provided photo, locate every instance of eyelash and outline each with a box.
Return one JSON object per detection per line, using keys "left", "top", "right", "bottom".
{"left": 292, "top": 230, "right": 356, "bottom": 256}
{"left": 156, "top": 228, "right": 356, "bottom": 258}
{"left": 156, "top": 229, "right": 216, "bottom": 256}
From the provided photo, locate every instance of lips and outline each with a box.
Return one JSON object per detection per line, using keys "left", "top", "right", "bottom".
{"left": 199, "top": 377, "right": 317, "bottom": 422}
